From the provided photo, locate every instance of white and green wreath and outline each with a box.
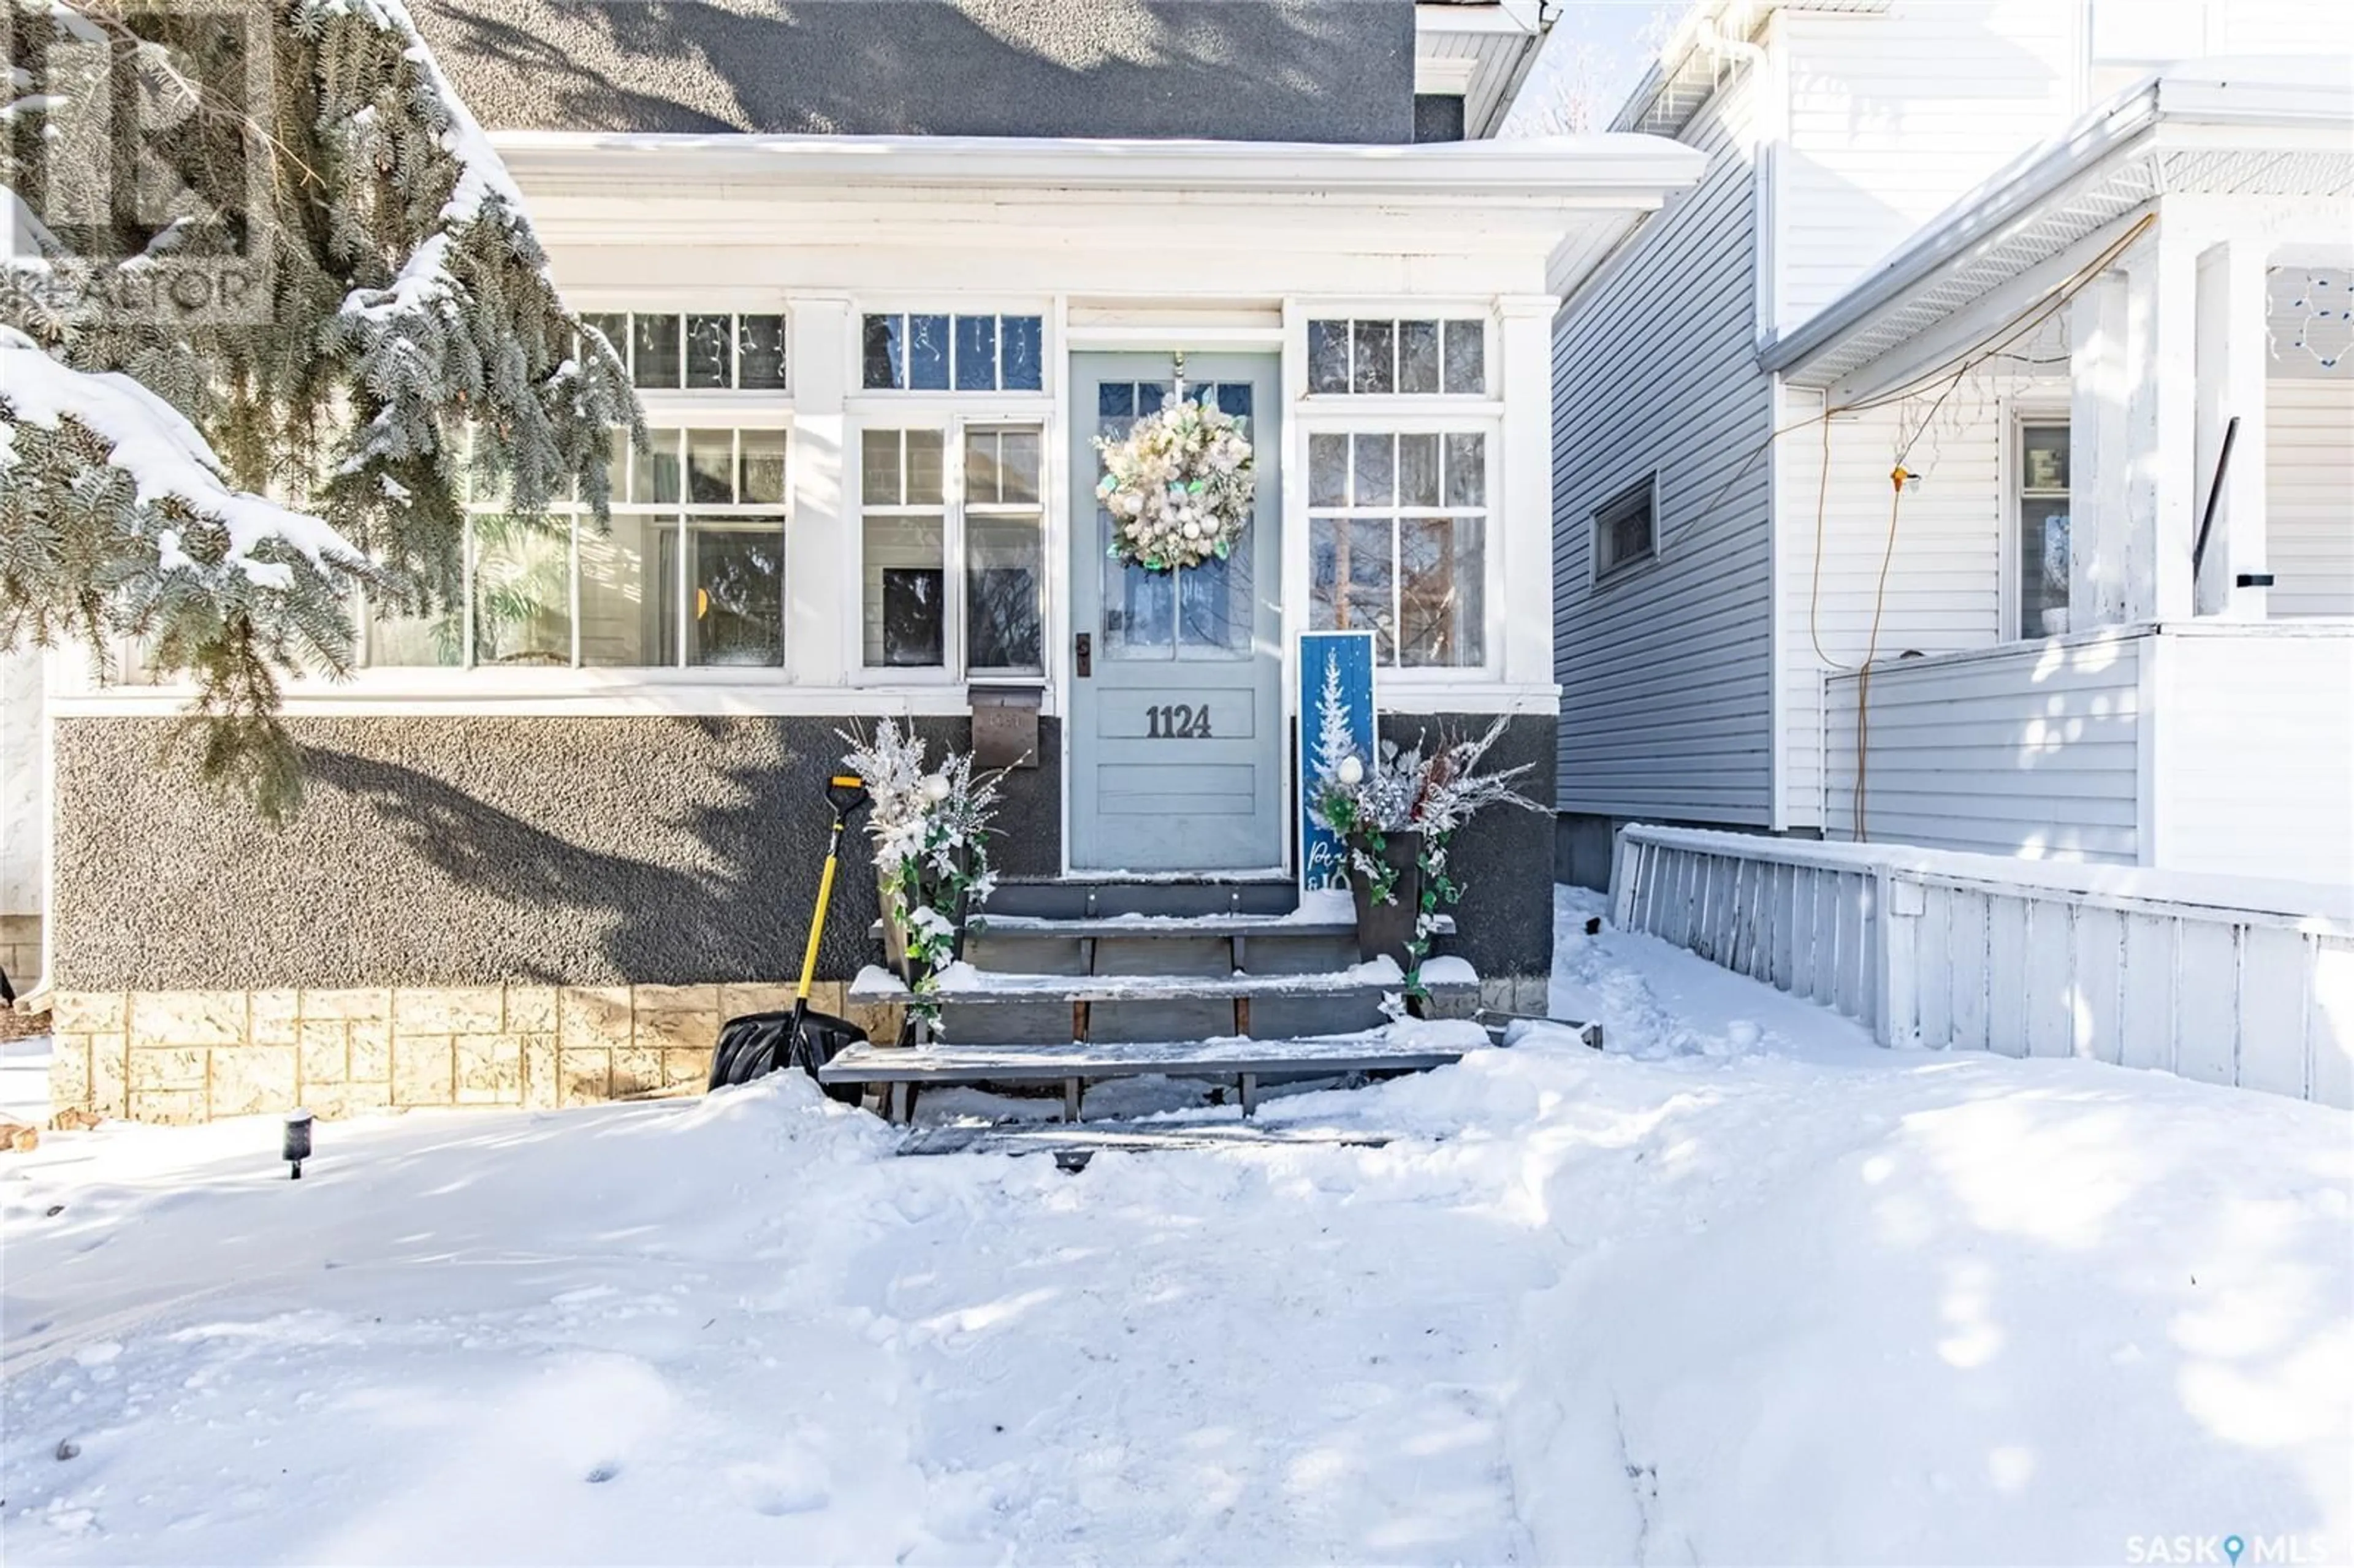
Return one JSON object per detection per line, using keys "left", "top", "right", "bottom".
{"left": 1094, "top": 395, "right": 1256, "bottom": 573}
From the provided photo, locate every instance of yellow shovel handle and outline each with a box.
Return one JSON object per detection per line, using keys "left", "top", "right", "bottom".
{"left": 798, "top": 841, "right": 840, "bottom": 1002}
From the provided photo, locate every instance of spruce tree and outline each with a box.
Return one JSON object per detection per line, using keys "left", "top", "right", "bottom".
{"left": 1, "top": 0, "right": 641, "bottom": 817}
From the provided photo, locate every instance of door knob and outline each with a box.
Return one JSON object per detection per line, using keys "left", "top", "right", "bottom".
{"left": 1074, "top": 632, "right": 1092, "bottom": 678}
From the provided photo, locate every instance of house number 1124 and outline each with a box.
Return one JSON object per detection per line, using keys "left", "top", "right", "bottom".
{"left": 1146, "top": 703, "right": 1213, "bottom": 739}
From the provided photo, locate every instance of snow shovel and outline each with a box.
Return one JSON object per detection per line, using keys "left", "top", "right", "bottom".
{"left": 709, "top": 774, "right": 872, "bottom": 1095}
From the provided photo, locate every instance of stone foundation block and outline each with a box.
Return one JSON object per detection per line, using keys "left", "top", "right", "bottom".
{"left": 394, "top": 987, "right": 504, "bottom": 1035}
{"left": 50, "top": 1036, "right": 91, "bottom": 1108}
{"left": 505, "top": 987, "right": 558, "bottom": 1033}
{"left": 455, "top": 1035, "right": 528, "bottom": 1105}
{"left": 88, "top": 1036, "right": 129, "bottom": 1118}
{"left": 523, "top": 1038, "right": 559, "bottom": 1110}
{"left": 299, "top": 1020, "right": 350, "bottom": 1084}
{"left": 392, "top": 1035, "right": 455, "bottom": 1106}
{"left": 348, "top": 1021, "right": 394, "bottom": 1084}
{"left": 130, "top": 1088, "right": 206, "bottom": 1125}
{"left": 558, "top": 1048, "right": 611, "bottom": 1107}
{"left": 301, "top": 989, "right": 390, "bottom": 1021}
{"left": 662, "top": 1048, "right": 710, "bottom": 1090}
{"left": 129, "top": 1046, "right": 208, "bottom": 1093}
{"left": 718, "top": 983, "right": 795, "bottom": 1019}
{"left": 559, "top": 988, "right": 632, "bottom": 1051}
{"left": 130, "top": 991, "right": 245, "bottom": 1048}
{"left": 53, "top": 991, "right": 126, "bottom": 1032}
{"left": 610, "top": 1045, "right": 663, "bottom": 1098}
{"left": 210, "top": 1046, "right": 297, "bottom": 1118}
{"left": 249, "top": 991, "right": 301, "bottom": 1047}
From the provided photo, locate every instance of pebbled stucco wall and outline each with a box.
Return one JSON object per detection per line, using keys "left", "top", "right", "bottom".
{"left": 410, "top": 0, "right": 1415, "bottom": 143}
{"left": 50, "top": 715, "right": 1061, "bottom": 992}
{"left": 51, "top": 708, "right": 1553, "bottom": 993}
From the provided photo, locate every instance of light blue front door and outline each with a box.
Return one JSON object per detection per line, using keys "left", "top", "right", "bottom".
{"left": 1068, "top": 353, "right": 1284, "bottom": 872}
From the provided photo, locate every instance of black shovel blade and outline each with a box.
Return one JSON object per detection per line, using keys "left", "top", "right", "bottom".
{"left": 710, "top": 1008, "right": 868, "bottom": 1103}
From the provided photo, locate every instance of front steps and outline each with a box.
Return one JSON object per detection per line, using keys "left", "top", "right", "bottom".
{"left": 821, "top": 878, "right": 1489, "bottom": 1121}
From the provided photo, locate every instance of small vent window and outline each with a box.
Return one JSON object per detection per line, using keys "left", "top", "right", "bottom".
{"left": 1593, "top": 474, "right": 1657, "bottom": 582}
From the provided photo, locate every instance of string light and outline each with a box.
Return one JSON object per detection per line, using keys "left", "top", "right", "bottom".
{"left": 2270, "top": 266, "right": 2351, "bottom": 372}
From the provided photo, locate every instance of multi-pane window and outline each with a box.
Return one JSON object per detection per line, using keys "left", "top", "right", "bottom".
{"left": 1306, "top": 318, "right": 1485, "bottom": 397}
{"left": 861, "top": 313, "right": 1044, "bottom": 392}
{"left": 579, "top": 311, "right": 788, "bottom": 392}
{"left": 364, "top": 427, "right": 789, "bottom": 669}
{"left": 2017, "top": 423, "right": 2070, "bottom": 637}
{"left": 1308, "top": 430, "right": 1487, "bottom": 668}
{"left": 859, "top": 424, "right": 1046, "bottom": 674}
{"left": 1592, "top": 474, "right": 1656, "bottom": 583}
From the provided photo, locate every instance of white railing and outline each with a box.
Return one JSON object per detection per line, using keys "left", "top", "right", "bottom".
{"left": 1610, "top": 824, "right": 2354, "bottom": 1108}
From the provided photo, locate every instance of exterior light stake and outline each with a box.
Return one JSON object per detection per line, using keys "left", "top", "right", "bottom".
{"left": 283, "top": 1109, "right": 313, "bottom": 1180}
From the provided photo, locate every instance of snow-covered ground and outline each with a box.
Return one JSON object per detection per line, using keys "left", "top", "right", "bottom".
{"left": 4, "top": 889, "right": 2347, "bottom": 1566}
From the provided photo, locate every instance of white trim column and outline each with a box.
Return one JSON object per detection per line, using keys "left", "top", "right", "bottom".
{"left": 787, "top": 296, "right": 850, "bottom": 685}
{"left": 1496, "top": 294, "right": 1557, "bottom": 691}
{"left": 2068, "top": 268, "right": 2131, "bottom": 626}
{"left": 2122, "top": 228, "right": 2198, "bottom": 623}
{"left": 2193, "top": 238, "right": 2270, "bottom": 618}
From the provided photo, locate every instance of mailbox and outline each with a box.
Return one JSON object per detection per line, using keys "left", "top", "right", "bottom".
{"left": 970, "top": 685, "right": 1042, "bottom": 770}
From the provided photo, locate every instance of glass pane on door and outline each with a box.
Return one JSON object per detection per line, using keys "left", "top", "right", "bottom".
{"left": 1098, "top": 378, "right": 1254, "bottom": 661}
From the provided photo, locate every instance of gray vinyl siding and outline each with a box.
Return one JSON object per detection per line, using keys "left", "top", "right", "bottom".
{"left": 1552, "top": 78, "right": 1776, "bottom": 826}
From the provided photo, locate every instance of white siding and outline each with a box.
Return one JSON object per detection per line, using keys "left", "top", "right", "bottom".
{"left": 2267, "top": 378, "right": 2354, "bottom": 618}
{"left": 1553, "top": 75, "right": 1778, "bottom": 826}
{"left": 1774, "top": 1, "right": 2081, "bottom": 330}
{"left": 1823, "top": 634, "right": 2143, "bottom": 862}
{"left": 1776, "top": 396, "right": 2014, "bottom": 826}
{"left": 2155, "top": 626, "right": 2354, "bottom": 888}
{"left": 1, "top": 645, "right": 42, "bottom": 917}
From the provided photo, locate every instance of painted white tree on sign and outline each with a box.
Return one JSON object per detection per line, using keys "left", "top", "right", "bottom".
{"left": 1308, "top": 649, "right": 1363, "bottom": 823}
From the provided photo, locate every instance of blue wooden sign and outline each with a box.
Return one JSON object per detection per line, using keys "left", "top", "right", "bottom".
{"left": 1298, "top": 630, "right": 1377, "bottom": 894}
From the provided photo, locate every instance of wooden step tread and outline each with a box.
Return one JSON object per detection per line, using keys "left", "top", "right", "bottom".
{"left": 970, "top": 910, "right": 1453, "bottom": 940}
{"left": 847, "top": 959, "right": 1474, "bottom": 1006}
{"left": 819, "top": 1024, "right": 1491, "bottom": 1083}
{"left": 897, "top": 1124, "right": 1399, "bottom": 1158}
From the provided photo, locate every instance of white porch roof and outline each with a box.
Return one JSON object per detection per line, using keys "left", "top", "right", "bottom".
{"left": 489, "top": 131, "right": 1708, "bottom": 301}
{"left": 1761, "top": 60, "right": 2354, "bottom": 394}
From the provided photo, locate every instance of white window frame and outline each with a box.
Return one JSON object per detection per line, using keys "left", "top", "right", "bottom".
{"left": 845, "top": 411, "right": 1053, "bottom": 688}
{"left": 2002, "top": 406, "right": 2073, "bottom": 642}
{"left": 576, "top": 306, "right": 792, "bottom": 398}
{"left": 1295, "top": 408, "right": 1503, "bottom": 678}
{"left": 1589, "top": 471, "right": 1660, "bottom": 588}
{"left": 1299, "top": 311, "right": 1496, "bottom": 402}
{"left": 853, "top": 307, "right": 1053, "bottom": 398}
{"left": 358, "top": 417, "right": 795, "bottom": 680}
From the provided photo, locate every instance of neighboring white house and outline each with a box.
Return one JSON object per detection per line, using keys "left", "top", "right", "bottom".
{"left": 1546, "top": 0, "right": 2354, "bottom": 892}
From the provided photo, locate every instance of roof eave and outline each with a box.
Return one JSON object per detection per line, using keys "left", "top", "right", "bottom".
{"left": 486, "top": 129, "right": 1707, "bottom": 202}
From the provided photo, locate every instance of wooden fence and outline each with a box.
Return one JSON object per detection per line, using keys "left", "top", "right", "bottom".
{"left": 1610, "top": 824, "right": 2353, "bottom": 1108}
